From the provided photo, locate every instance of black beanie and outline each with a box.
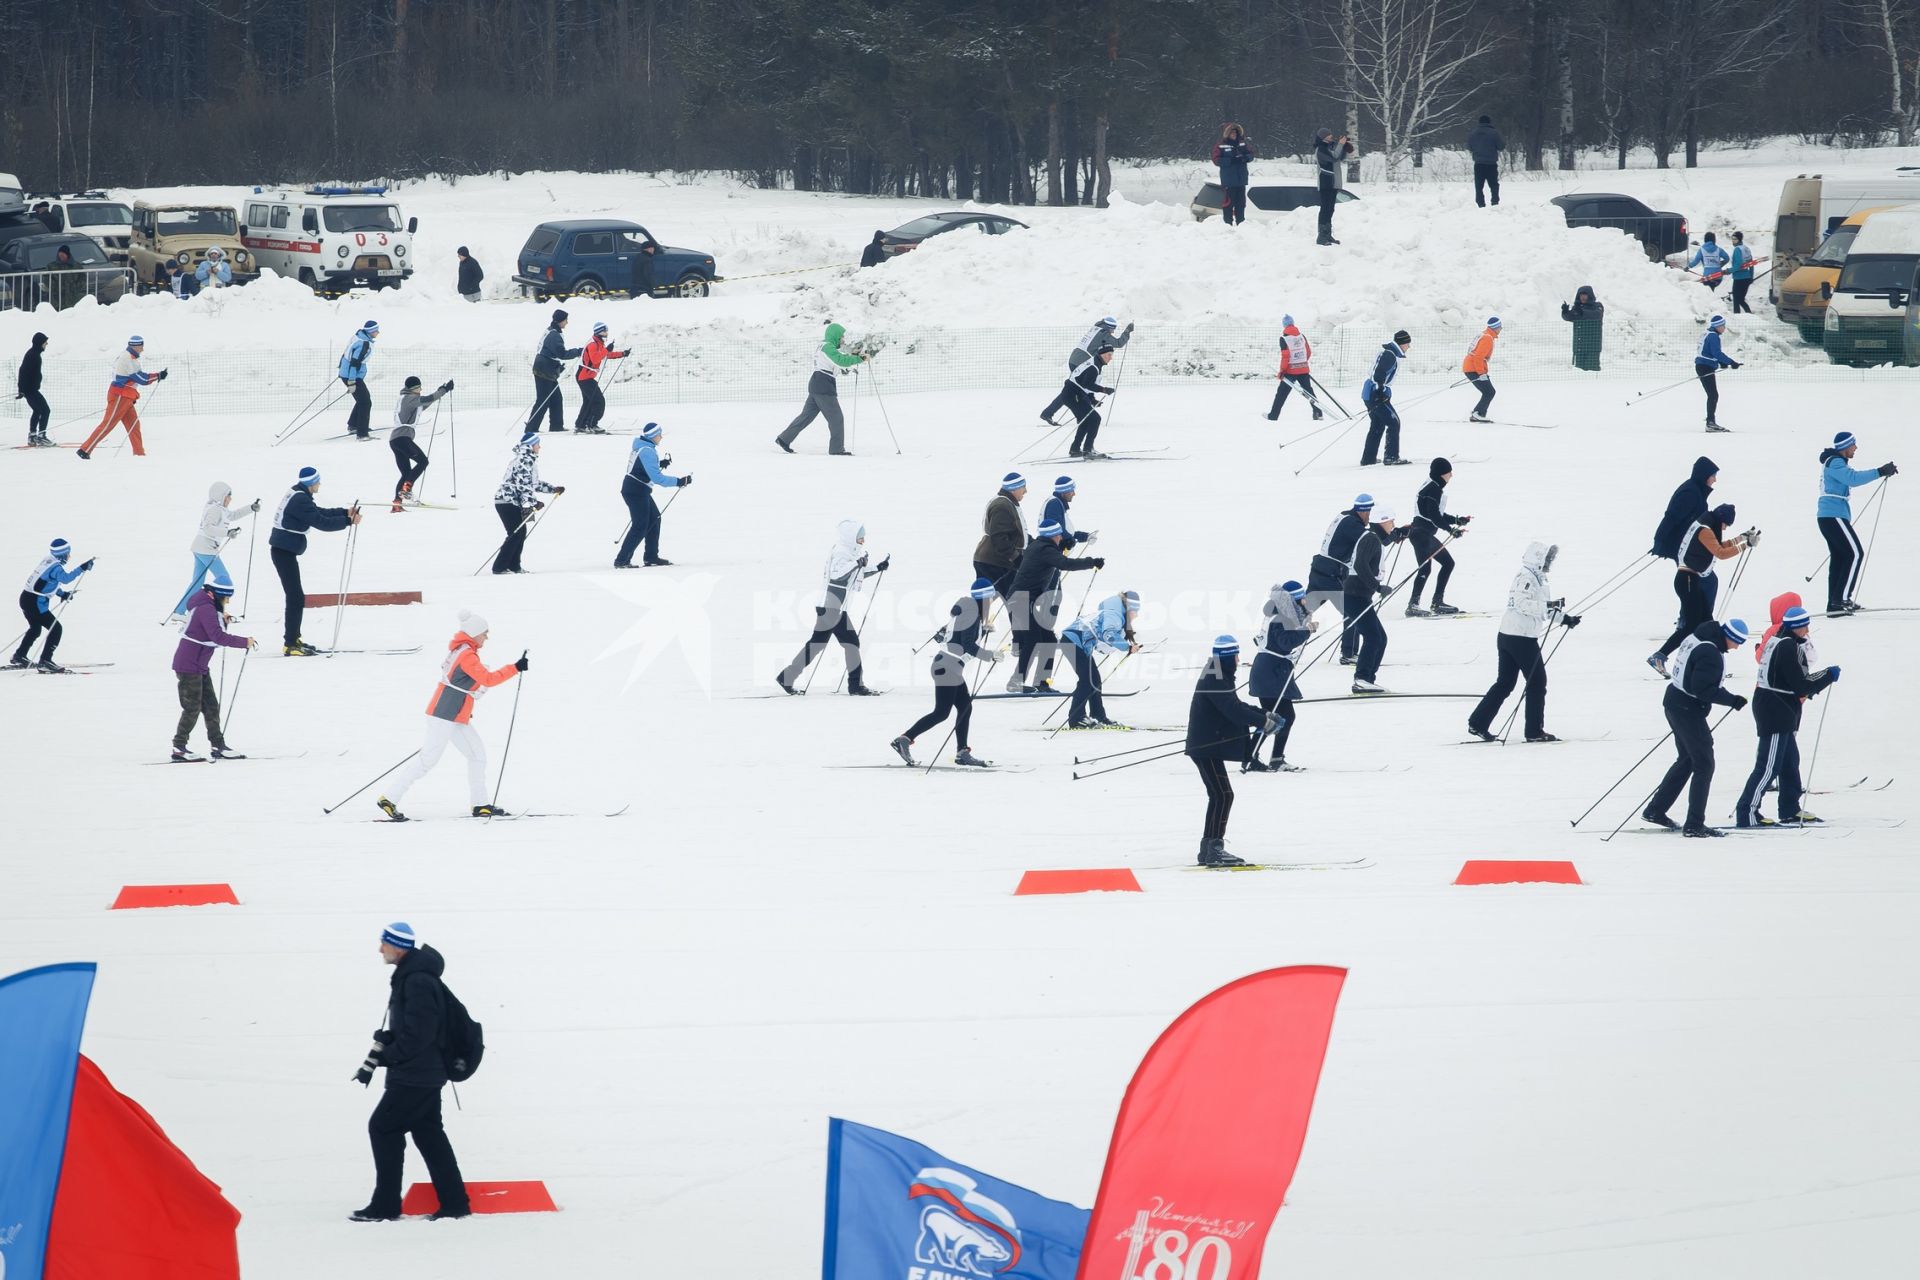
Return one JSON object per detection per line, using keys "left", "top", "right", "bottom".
{"left": 404, "top": 375, "right": 422, "bottom": 390}
{"left": 1393, "top": 329, "right": 1411, "bottom": 345}
{"left": 1479, "top": 115, "right": 1491, "bottom": 124}
{"left": 1430, "top": 457, "right": 1452, "bottom": 480}
{"left": 551, "top": 308, "right": 569, "bottom": 325}
{"left": 1711, "top": 503, "right": 1736, "bottom": 527}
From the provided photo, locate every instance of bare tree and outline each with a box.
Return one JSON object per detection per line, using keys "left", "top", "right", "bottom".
{"left": 1326, "top": 0, "right": 1505, "bottom": 175}
{"left": 1639, "top": 0, "right": 1795, "bottom": 167}
{"left": 1842, "top": 0, "right": 1917, "bottom": 145}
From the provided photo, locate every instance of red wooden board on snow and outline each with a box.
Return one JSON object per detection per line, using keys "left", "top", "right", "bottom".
{"left": 403, "top": 1181, "right": 558, "bottom": 1216}
{"left": 303, "top": 590, "right": 422, "bottom": 607}
{"left": 1015, "top": 868, "right": 1143, "bottom": 896}
{"left": 110, "top": 883, "right": 240, "bottom": 909}
{"left": 1453, "top": 860, "right": 1583, "bottom": 886}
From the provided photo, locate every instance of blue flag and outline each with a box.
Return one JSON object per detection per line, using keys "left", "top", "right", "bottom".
{"left": 0, "top": 963, "right": 96, "bottom": 1280}
{"left": 822, "top": 1118, "right": 1089, "bottom": 1280}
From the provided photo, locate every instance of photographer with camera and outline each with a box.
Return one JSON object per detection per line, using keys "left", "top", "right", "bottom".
{"left": 350, "top": 922, "right": 473, "bottom": 1223}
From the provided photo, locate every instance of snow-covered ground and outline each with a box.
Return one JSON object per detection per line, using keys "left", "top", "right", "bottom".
{"left": 5, "top": 146, "right": 1919, "bottom": 1279}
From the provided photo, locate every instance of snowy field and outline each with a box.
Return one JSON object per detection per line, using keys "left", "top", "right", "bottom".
{"left": 4, "top": 146, "right": 1920, "bottom": 1278}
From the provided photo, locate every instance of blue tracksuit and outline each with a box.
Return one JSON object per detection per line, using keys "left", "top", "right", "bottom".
{"left": 1040, "top": 494, "right": 1090, "bottom": 544}
{"left": 1695, "top": 329, "right": 1735, "bottom": 369}
{"left": 23, "top": 553, "right": 87, "bottom": 605}
{"left": 1061, "top": 594, "right": 1131, "bottom": 723}
{"left": 1729, "top": 245, "right": 1755, "bottom": 280}
{"left": 1361, "top": 342, "right": 1401, "bottom": 404}
{"left": 338, "top": 327, "right": 375, "bottom": 381}
{"left": 616, "top": 440, "right": 681, "bottom": 566}
{"left": 1817, "top": 452, "right": 1883, "bottom": 519}
{"left": 267, "top": 486, "right": 352, "bottom": 555}
{"left": 1688, "top": 242, "right": 1731, "bottom": 278}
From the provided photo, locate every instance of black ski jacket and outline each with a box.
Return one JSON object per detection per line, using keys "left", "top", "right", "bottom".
{"left": 1753, "top": 632, "right": 1835, "bottom": 734}
{"left": 1309, "top": 510, "right": 1369, "bottom": 589}
{"left": 1413, "top": 477, "right": 1465, "bottom": 534}
{"left": 381, "top": 945, "right": 450, "bottom": 1090}
{"left": 1343, "top": 524, "right": 1405, "bottom": 602}
{"left": 1651, "top": 456, "right": 1718, "bottom": 559}
{"left": 18, "top": 344, "right": 43, "bottom": 396}
{"left": 1663, "top": 623, "right": 1743, "bottom": 717}
{"left": 1009, "top": 537, "right": 1096, "bottom": 630}
{"left": 1187, "top": 657, "right": 1264, "bottom": 762}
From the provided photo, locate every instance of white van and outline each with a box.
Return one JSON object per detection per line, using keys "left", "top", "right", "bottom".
{"left": 1773, "top": 171, "right": 1920, "bottom": 298}
{"left": 241, "top": 184, "right": 417, "bottom": 292}
{"left": 1822, "top": 205, "right": 1920, "bottom": 365}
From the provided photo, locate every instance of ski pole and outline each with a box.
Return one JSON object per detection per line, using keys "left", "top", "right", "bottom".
{"left": 1072, "top": 731, "right": 1188, "bottom": 765}
{"left": 472, "top": 494, "right": 561, "bottom": 576}
{"left": 925, "top": 599, "right": 1002, "bottom": 772}
{"left": 419, "top": 398, "right": 446, "bottom": 501}
{"left": 1798, "top": 482, "right": 1887, "bottom": 584}
{"left": 322, "top": 750, "right": 421, "bottom": 815}
{"left": 1101, "top": 344, "right": 1132, "bottom": 438}
{"left": 516, "top": 371, "right": 574, "bottom": 436}
{"left": 612, "top": 487, "right": 683, "bottom": 549}
{"left": 1043, "top": 648, "right": 1129, "bottom": 736}
{"left": 1853, "top": 475, "right": 1894, "bottom": 600}
{"left": 1070, "top": 730, "right": 1255, "bottom": 781}
{"left": 1275, "top": 406, "right": 1361, "bottom": 451}
{"left": 1570, "top": 729, "right": 1676, "bottom": 828}
{"left": 833, "top": 566, "right": 888, "bottom": 694}
{"left": 1308, "top": 374, "right": 1355, "bottom": 419}
{"left": 1571, "top": 555, "right": 1660, "bottom": 617}
{"left": 1571, "top": 552, "right": 1657, "bottom": 613}
{"left": 329, "top": 513, "right": 360, "bottom": 652}
{"left": 217, "top": 646, "right": 252, "bottom": 749}
{"left": 448, "top": 393, "right": 459, "bottom": 498}
{"left": 1623, "top": 374, "right": 1698, "bottom": 409}
{"left": 1716, "top": 541, "right": 1756, "bottom": 622}
{"left": 4, "top": 587, "right": 82, "bottom": 660}
{"left": 1291, "top": 412, "right": 1365, "bottom": 476}
{"left": 1012, "top": 403, "right": 1083, "bottom": 464}
{"left": 1388, "top": 378, "right": 1470, "bottom": 414}
{"left": 867, "top": 365, "right": 903, "bottom": 455}
{"left": 1494, "top": 618, "right": 1575, "bottom": 744}
{"left": 1600, "top": 709, "right": 1735, "bottom": 842}
{"left": 273, "top": 383, "right": 351, "bottom": 446}
{"left": 1804, "top": 687, "right": 1833, "bottom": 794}
{"left": 491, "top": 651, "right": 528, "bottom": 807}
{"left": 241, "top": 505, "right": 260, "bottom": 618}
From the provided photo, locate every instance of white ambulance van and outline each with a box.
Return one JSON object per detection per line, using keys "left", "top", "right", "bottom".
{"left": 241, "top": 184, "right": 417, "bottom": 292}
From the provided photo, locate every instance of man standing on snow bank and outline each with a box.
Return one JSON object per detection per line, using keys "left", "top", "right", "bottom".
{"left": 1212, "top": 122, "right": 1254, "bottom": 226}
{"left": 775, "top": 321, "right": 866, "bottom": 456}
{"left": 1466, "top": 115, "right": 1502, "bottom": 206}
{"left": 456, "top": 246, "right": 483, "bottom": 302}
{"left": 350, "top": 923, "right": 473, "bottom": 1222}
{"left": 859, "top": 231, "right": 887, "bottom": 268}
{"left": 1313, "top": 128, "right": 1354, "bottom": 245}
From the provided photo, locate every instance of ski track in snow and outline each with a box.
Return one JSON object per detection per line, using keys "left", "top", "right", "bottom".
{"left": 4, "top": 149, "right": 1920, "bottom": 1280}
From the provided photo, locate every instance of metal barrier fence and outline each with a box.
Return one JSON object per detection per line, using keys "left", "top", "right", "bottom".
{"left": 0, "top": 266, "right": 135, "bottom": 313}
{"left": 1, "top": 315, "right": 1906, "bottom": 426}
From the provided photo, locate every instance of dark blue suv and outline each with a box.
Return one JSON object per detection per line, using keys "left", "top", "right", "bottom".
{"left": 513, "top": 219, "right": 718, "bottom": 300}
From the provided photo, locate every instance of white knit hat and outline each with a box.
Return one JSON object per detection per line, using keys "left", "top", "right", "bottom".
{"left": 459, "top": 609, "right": 490, "bottom": 636}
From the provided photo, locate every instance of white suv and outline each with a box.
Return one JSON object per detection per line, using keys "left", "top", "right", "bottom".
{"left": 242, "top": 185, "right": 417, "bottom": 292}
{"left": 30, "top": 191, "right": 136, "bottom": 264}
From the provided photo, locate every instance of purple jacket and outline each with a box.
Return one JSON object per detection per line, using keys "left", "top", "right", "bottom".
{"left": 172, "top": 591, "right": 248, "bottom": 675}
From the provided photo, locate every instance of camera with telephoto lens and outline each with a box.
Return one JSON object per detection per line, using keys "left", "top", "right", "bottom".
{"left": 352, "top": 1029, "right": 393, "bottom": 1086}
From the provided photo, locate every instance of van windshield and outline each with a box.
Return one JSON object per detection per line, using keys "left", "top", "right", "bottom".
{"left": 1808, "top": 225, "right": 1860, "bottom": 267}
{"left": 322, "top": 205, "right": 401, "bottom": 233}
{"left": 1837, "top": 253, "right": 1919, "bottom": 293}
{"left": 158, "top": 209, "right": 237, "bottom": 238}
{"left": 67, "top": 202, "right": 132, "bottom": 227}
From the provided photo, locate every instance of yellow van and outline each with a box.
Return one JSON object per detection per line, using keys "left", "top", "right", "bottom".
{"left": 1775, "top": 207, "right": 1901, "bottom": 344}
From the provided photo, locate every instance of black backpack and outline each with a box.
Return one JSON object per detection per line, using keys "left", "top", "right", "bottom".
{"left": 440, "top": 983, "right": 485, "bottom": 1082}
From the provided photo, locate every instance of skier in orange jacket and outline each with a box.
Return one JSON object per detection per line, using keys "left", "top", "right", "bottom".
{"left": 376, "top": 611, "right": 526, "bottom": 821}
{"left": 77, "top": 335, "right": 168, "bottom": 458}
{"left": 1266, "top": 315, "right": 1322, "bottom": 422}
{"left": 1462, "top": 316, "right": 1500, "bottom": 423}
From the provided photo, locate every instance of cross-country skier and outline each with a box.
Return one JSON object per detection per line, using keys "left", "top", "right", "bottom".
{"left": 1304, "top": 494, "right": 1372, "bottom": 662}
{"left": 775, "top": 321, "right": 866, "bottom": 455}
{"left": 1060, "top": 347, "right": 1117, "bottom": 458}
{"left": 890, "top": 577, "right": 997, "bottom": 767}
{"left": 389, "top": 377, "right": 453, "bottom": 511}
{"left": 573, "top": 322, "right": 628, "bottom": 434}
{"left": 1816, "top": 431, "right": 1897, "bottom": 615}
{"left": 1651, "top": 456, "right": 1719, "bottom": 561}
{"left": 1004, "top": 519, "right": 1104, "bottom": 692}
{"left": 17, "top": 332, "right": 50, "bottom": 446}
{"left": 1344, "top": 506, "right": 1406, "bottom": 692}
{"left": 777, "top": 520, "right": 888, "bottom": 695}
{"left": 1249, "top": 580, "right": 1312, "bottom": 770}
{"left": 170, "top": 580, "right": 255, "bottom": 761}
{"left": 11, "top": 538, "right": 94, "bottom": 671}
{"left": 492, "top": 435, "right": 563, "bottom": 574}
{"left": 1186, "top": 635, "right": 1279, "bottom": 867}
{"left": 1040, "top": 315, "right": 1131, "bottom": 424}
{"left": 172, "top": 481, "right": 259, "bottom": 618}
{"left": 1462, "top": 316, "right": 1500, "bottom": 422}
{"left": 1405, "top": 457, "right": 1470, "bottom": 616}
{"left": 1040, "top": 475, "right": 1094, "bottom": 547}
{"left": 1061, "top": 590, "right": 1139, "bottom": 727}
{"left": 1267, "top": 316, "right": 1321, "bottom": 421}
{"left": 1466, "top": 542, "right": 1579, "bottom": 743}
{"left": 1728, "top": 231, "right": 1757, "bottom": 314}
{"left": 614, "top": 422, "right": 688, "bottom": 569}
{"left": 1687, "top": 232, "right": 1731, "bottom": 292}
{"left": 1360, "top": 330, "right": 1410, "bottom": 466}
{"left": 1734, "top": 605, "right": 1838, "bottom": 828}
{"left": 1643, "top": 617, "right": 1750, "bottom": 837}
{"left": 77, "top": 335, "right": 167, "bottom": 459}
{"left": 339, "top": 320, "right": 378, "bottom": 441}
{"left": 1649, "top": 503, "right": 1753, "bottom": 674}
{"left": 528, "top": 310, "right": 582, "bottom": 433}
{"left": 1695, "top": 315, "right": 1738, "bottom": 432}
{"left": 972, "top": 473, "right": 1029, "bottom": 600}
{"left": 269, "top": 467, "right": 361, "bottom": 655}
{"left": 376, "top": 611, "right": 525, "bottom": 820}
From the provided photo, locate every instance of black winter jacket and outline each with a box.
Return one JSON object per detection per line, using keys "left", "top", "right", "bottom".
{"left": 532, "top": 327, "right": 584, "bottom": 381}
{"left": 1344, "top": 524, "right": 1405, "bottom": 601}
{"left": 1186, "top": 657, "right": 1264, "bottom": 761}
{"left": 1663, "top": 623, "right": 1744, "bottom": 717}
{"left": 1753, "top": 632, "right": 1834, "bottom": 734}
{"left": 1651, "top": 456, "right": 1718, "bottom": 559}
{"left": 17, "top": 344, "right": 43, "bottom": 396}
{"left": 1309, "top": 510, "right": 1369, "bottom": 589}
{"left": 1413, "top": 477, "right": 1465, "bottom": 534}
{"left": 381, "top": 945, "right": 450, "bottom": 1090}
{"left": 458, "top": 255, "right": 484, "bottom": 293}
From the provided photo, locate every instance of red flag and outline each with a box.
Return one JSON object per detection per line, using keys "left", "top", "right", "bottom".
{"left": 1075, "top": 966, "right": 1346, "bottom": 1280}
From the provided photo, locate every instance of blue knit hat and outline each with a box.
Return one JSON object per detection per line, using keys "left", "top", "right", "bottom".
{"left": 593, "top": 321, "right": 609, "bottom": 335}
{"left": 49, "top": 537, "right": 70, "bottom": 559}
{"left": 641, "top": 421, "right": 663, "bottom": 441}
{"left": 1832, "top": 431, "right": 1856, "bottom": 450}
{"left": 1487, "top": 316, "right": 1502, "bottom": 330}
{"left": 380, "top": 922, "right": 416, "bottom": 950}
{"left": 1000, "top": 471, "right": 1026, "bottom": 491}
{"left": 1709, "top": 314, "right": 1726, "bottom": 329}
{"left": 207, "top": 578, "right": 235, "bottom": 598}
{"left": 1282, "top": 579, "right": 1306, "bottom": 599}
{"left": 1781, "top": 606, "right": 1812, "bottom": 630}
{"left": 1211, "top": 634, "right": 1239, "bottom": 657}
{"left": 1282, "top": 313, "right": 1295, "bottom": 327}
{"left": 1352, "top": 493, "right": 1375, "bottom": 511}
{"left": 297, "top": 466, "right": 320, "bottom": 487}
{"left": 1053, "top": 475, "right": 1076, "bottom": 495}
{"left": 363, "top": 319, "right": 380, "bottom": 333}
{"left": 1038, "top": 519, "right": 1065, "bottom": 538}
{"left": 519, "top": 432, "right": 540, "bottom": 446}
{"left": 1721, "top": 618, "right": 1751, "bottom": 645}
{"left": 1121, "top": 590, "right": 1141, "bottom": 606}
{"left": 127, "top": 334, "right": 144, "bottom": 347}
{"left": 969, "top": 577, "right": 996, "bottom": 600}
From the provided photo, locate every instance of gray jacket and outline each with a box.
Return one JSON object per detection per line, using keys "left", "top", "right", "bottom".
{"left": 391, "top": 386, "right": 449, "bottom": 441}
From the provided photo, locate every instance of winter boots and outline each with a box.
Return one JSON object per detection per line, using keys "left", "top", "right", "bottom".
{"left": 1430, "top": 601, "right": 1461, "bottom": 615}
{"left": 889, "top": 735, "right": 915, "bottom": 765}
{"left": 472, "top": 804, "right": 510, "bottom": 818}
{"left": 376, "top": 797, "right": 408, "bottom": 822}
{"left": 1198, "top": 838, "right": 1248, "bottom": 867}
{"left": 952, "top": 749, "right": 989, "bottom": 767}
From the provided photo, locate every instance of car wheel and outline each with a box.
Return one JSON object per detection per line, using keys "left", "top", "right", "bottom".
{"left": 675, "top": 272, "right": 710, "bottom": 299}
{"left": 571, "top": 277, "right": 605, "bottom": 299}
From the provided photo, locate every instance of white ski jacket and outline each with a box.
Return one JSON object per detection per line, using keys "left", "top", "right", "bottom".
{"left": 1499, "top": 541, "right": 1561, "bottom": 640}
{"left": 191, "top": 481, "right": 253, "bottom": 555}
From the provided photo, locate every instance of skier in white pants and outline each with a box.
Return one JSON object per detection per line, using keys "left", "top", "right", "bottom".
{"left": 377, "top": 611, "right": 526, "bottom": 820}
